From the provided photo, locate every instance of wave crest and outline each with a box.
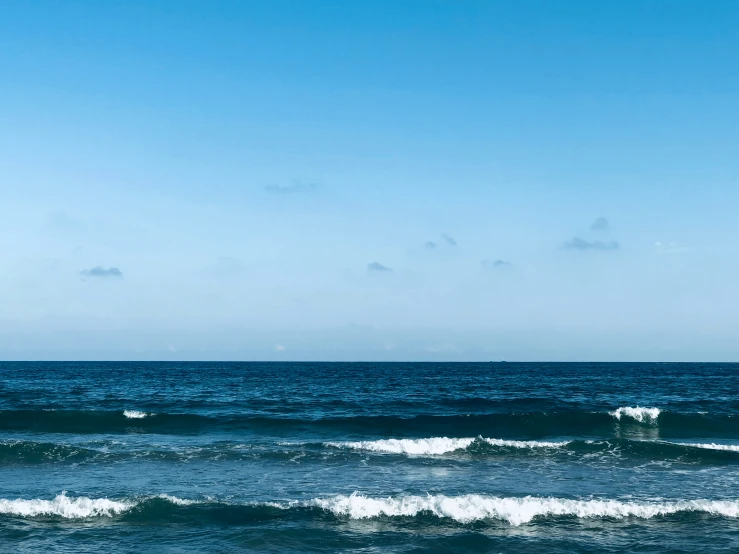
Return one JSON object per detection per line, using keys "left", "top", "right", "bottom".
{"left": 313, "top": 493, "right": 739, "bottom": 526}
{"left": 481, "top": 438, "right": 571, "bottom": 449}
{"left": 682, "top": 442, "right": 739, "bottom": 452}
{"left": 324, "top": 437, "right": 570, "bottom": 455}
{"left": 153, "top": 493, "right": 203, "bottom": 506}
{"left": 609, "top": 407, "right": 661, "bottom": 423}
{"left": 0, "top": 493, "right": 132, "bottom": 518}
{"left": 4, "top": 493, "right": 739, "bottom": 526}
{"left": 325, "top": 437, "right": 474, "bottom": 455}
{"left": 123, "top": 410, "right": 150, "bottom": 419}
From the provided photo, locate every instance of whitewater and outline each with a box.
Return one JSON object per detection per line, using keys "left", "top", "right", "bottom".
{"left": 324, "top": 436, "right": 571, "bottom": 455}
{"left": 5, "top": 492, "right": 739, "bottom": 527}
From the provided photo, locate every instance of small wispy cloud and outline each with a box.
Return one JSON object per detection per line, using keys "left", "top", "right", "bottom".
{"left": 563, "top": 237, "right": 620, "bottom": 251}
{"left": 80, "top": 266, "right": 123, "bottom": 279}
{"left": 590, "top": 217, "right": 609, "bottom": 231}
{"left": 482, "top": 259, "right": 512, "bottom": 269}
{"left": 264, "top": 183, "right": 318, "bottom": 195}
{"left": 422, "top": 235, "right": 455, "bottom": 250}
{"left": 367, "top": 262, "right": 392, "bottom": 272}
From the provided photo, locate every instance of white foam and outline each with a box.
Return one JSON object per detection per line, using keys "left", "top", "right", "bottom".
{"left": 325, "top": 437, "right": 569, "bottom": 455}
{"left": 123, "top": 410, "right": 149, "bottom": 419}
{"left": 155, "top": 494, "right": 201, "bottom": 506}
{"left": 682, "top": 442, "right": 739, "bottom": 452}
{"left": 5, "top": 492, "right": 739, "bottom": 525}
{"left": 0, "top": 493, "right": 132, "bottom": 519}
{"left": 325, "top": 438, "right": 475, "bottom": 455}
{"left": 311, "top": 493, "right": 739, "bottom": 526}
{"left": 481, "top": 438, "right": 570, "bottom": 449}
{"left": 609, "top": 407, "right": 661, "bottom": 423}
{"left": 0, "top": 493, "right": 205, "bottom": 519}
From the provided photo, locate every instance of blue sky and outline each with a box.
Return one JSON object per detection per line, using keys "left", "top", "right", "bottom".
{"left": 1, "top": 1, "right": 738, "bottom": 361}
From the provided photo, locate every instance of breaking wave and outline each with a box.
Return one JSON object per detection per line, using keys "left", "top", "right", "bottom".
{"left": 0, "top": 493, "right": 203, "bottom": 519}
{"left": 4, "top": 493, "right": 739, "bottom": 527}
{"left": 0, "top": 493, "right": 132, "bottom": 519}
{"left": 680, "top": 442, "right": 739, "bottom": 452}
{"left": 4, "top": 436, "right": 739, "bottom": 466}
{"left": 123, "top": 410, "right": 150, "bottom": 419}
{"left": 312, "top": 493, "right": 739, "bottom": 525}
{"left": 324, "top": 437, "right": 570, "bottom": 455}
{"left": 609, "top": 407, "right": 661, "bottom": 423}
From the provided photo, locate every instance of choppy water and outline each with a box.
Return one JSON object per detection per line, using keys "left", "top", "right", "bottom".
{"left": 1, "top": 362, "right": 738, "bottom": 552}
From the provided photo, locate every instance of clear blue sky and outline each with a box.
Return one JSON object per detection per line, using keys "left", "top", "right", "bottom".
{"left": 1, "top": 1, "right": 737, "bottom": 361}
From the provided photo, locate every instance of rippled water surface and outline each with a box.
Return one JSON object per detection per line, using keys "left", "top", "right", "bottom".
{"left": 1, "top": 362, "right": 738, "bottom": 552}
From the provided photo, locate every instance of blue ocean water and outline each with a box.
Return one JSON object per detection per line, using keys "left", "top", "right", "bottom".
{"left": 1, "top": 362, "right": 739, "bottom": 553}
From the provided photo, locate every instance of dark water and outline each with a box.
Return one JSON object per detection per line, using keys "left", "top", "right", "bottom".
{"left": 1, "top": 362, "right": 739, "bottom": 553}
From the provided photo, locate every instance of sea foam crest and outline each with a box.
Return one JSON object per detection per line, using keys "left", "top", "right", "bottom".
{"left": 325, "top": 438, "right": 475, "bottom": 455}
{"left": 123, "top": 410, "right": 149, "bottom": 419}
{"left": 155, "top": 494, "right": 202, "bottom": 506}
{"left": 609, "top": 407, "right": 661, "bottom": 423}
{"left": 5, "top": 493, "right": 739, "bottom": 525}
{"left": 0, "top": 493, "right": 203, "bottom": 518}
{"left": 0, "top": 493, "right": 132, "bottom": 519}
{"left": 324, "top": 437, "right": 569, "bottom": 455}
{"left": 481, "top": 438, "right": 570, "bottom": 449}
{"left": 312, "top": 494, "right": 739, "bottom": 526}
{"left": 683, "top": 442, "right": 739, "bottom": 452}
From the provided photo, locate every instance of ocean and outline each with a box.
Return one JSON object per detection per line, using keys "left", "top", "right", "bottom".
{"left": 1, "top": 362, "right": 738, "bottom": 553}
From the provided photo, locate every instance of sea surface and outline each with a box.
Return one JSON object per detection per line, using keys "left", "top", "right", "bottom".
{"left": 1, "top": 362, "right": 739, "bottom": 553}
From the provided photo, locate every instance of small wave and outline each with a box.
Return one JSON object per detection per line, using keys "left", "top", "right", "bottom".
{"left": 123, "top": 410, "right": 150, "bottom": 419}
{"left": 325, "top": 437, "right": 475, "bottom": 455}
{"left": 4, "top": 493, "right": 739, "bottom": 526}
{"left": 4, "top": 409, "right": 737, "bottom": 437}
{"left": 324, "top": 437, "right": 569, "bottom": 455}
{"left": 312, "top": 493, "right": 739, "bottom": 526}
{"left": 0, "top": 493, "right": 202, "bottom": 519}
{"left": 609, "top": 407, "right": 661, "bottom": 423}
{"left": 681, "top": 442, "right": 739, "bottom": 452}
{"left": 153, "top": 494, "right": 202, "bottom": 506}
{"left": 0, "top": 440, "right": 100, "bottom": 465}
{"left": 481, "top": 438, "right": 571, "bottom": 449}
{"left": 0, "top": 493, "right": 132, "bottom": 519}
